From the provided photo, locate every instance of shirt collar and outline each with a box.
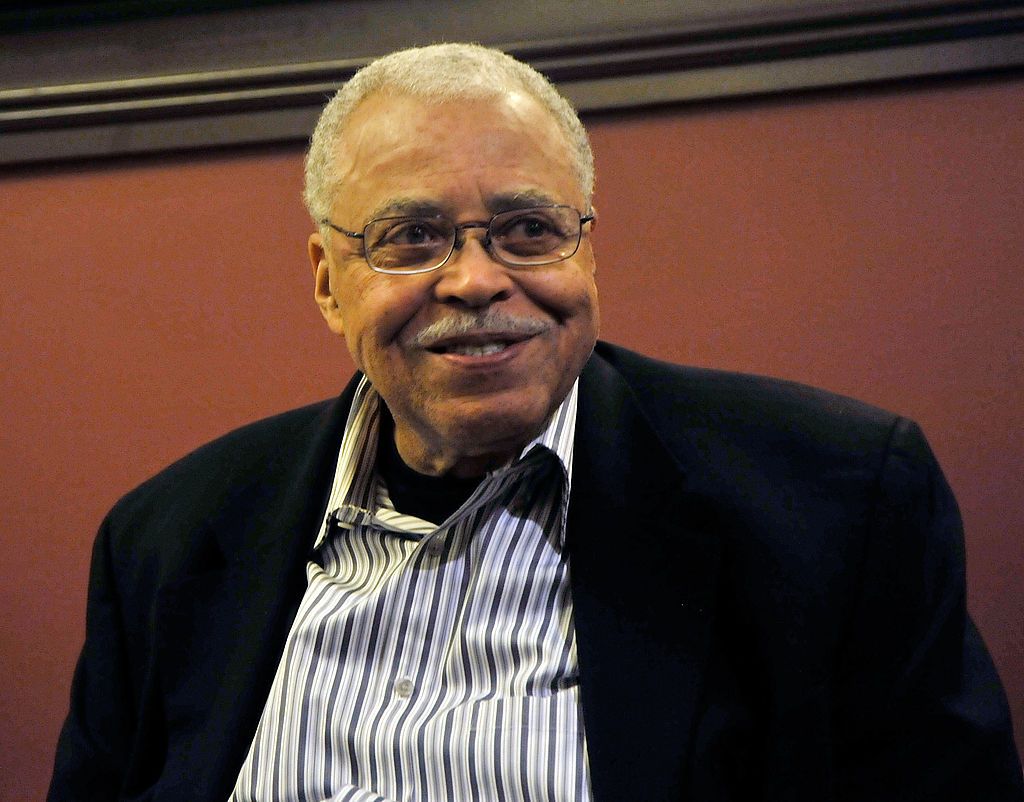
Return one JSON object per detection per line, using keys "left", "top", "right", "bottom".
{"left": 314, "top": 377, "right": 578, "bottom": 548}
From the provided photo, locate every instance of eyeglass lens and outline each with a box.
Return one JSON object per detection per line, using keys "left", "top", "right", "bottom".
{"left": 363, "top": 206, "right": 582, "bottom": 273}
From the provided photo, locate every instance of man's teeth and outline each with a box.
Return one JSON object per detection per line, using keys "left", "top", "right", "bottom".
{"left": 443, "top": 342, "right": 509, "bottom": 356}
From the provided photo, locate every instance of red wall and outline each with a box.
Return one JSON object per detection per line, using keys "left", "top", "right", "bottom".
{"left": 2, "top": 76, "right": 1021, "bottom": 799}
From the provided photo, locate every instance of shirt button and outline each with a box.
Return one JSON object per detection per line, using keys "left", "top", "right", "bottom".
{"left": 394, "top": 677, "right": 414, "bottom": 698}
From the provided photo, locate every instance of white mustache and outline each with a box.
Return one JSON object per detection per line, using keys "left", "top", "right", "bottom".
{"left": 409, "top": 311, "right": 550, "bottom": 347}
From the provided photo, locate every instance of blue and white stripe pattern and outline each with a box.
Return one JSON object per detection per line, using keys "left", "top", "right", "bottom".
{"left": 229, "top": 378, "right": 590, "bottom": 801}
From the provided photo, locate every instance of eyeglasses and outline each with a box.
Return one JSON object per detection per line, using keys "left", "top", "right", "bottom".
{"left": 321, "top": 205, "right": 594, "bottom": 275}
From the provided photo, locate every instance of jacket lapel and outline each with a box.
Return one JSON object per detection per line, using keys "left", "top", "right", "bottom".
{"left": 151, "top": 387, "right": 356, "bottom": 801}
{"left": 569, "top": 354, "right": 723, "bottom": 801}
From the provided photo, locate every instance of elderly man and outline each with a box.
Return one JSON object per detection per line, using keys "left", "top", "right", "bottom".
{"left": 49, "top": 43, "right": 1021, "bottom": 802}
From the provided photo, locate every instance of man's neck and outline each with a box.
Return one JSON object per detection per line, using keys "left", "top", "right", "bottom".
{"left": 377, "top": 410, "right": 483, "bottom": 523}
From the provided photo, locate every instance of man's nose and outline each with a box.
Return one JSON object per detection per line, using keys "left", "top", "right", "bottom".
{"left": 432, "top": 226, "right": 514, "bottom": 307}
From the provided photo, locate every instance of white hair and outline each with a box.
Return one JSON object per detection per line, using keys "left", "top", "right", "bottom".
{"left": 302, "top": 43, "right": 594, "bottom": 227}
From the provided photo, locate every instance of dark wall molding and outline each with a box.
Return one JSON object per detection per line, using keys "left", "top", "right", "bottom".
{"left": 2, "top": 0, "right": 1023, "bottom": 166}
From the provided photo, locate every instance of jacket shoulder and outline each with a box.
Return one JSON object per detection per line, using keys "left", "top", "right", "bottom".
{"left": 108, "top": 399, "right": 337, "bottom": 530}
{"left": 592, "top": 340, "right": 905, "bottom": 461}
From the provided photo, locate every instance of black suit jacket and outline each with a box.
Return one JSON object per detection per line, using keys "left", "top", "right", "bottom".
{"left": 49, "top": 342, "right": 1023, "bottom": 801}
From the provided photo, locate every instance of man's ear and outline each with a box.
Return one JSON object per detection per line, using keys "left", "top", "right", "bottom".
{"left": 309, "top": 232, "right": 346, "bottom": 337}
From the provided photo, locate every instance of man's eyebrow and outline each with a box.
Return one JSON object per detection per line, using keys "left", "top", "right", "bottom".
{"left": 365, "top": 190, "right": 567, "bottom": 222}
{"left": 366, "top": 198, "right": 447, "bottom": 221}
{"left": 488, "top": 190, "right": 562, "bottom": 212}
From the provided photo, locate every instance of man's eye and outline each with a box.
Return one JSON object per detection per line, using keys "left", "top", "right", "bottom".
{"left": 502, "top": 214, "right": 562, "bottom": 240}
{"left": 521, "top": 218, "right": 553, "bottom": 237}
{"left": 379, "top": 220, "right": 446, "bottom": 246}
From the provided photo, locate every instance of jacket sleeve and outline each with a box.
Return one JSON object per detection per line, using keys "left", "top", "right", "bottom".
{"left": 833, "top": 417, "right": 1023, "bottom": 800}
{"left": 48, "top": 515, "right": 136, "bottom": 801}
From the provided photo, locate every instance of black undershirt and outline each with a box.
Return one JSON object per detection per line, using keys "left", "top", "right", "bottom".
{"left": 376, "top": 410, "right": 483, "bottom": 525}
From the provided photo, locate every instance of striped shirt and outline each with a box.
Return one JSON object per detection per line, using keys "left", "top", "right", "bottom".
{"left": 229, "top": 378, "right": 591, "bottom": 801}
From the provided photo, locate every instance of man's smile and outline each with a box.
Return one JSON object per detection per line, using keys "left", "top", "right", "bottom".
{"left": 422, "top": 330, "right": 537, "bottom": 357}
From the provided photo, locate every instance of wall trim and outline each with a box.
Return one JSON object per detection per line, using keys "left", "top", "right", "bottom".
{"left": 2, "top": 1, "right": 1023, "bottom": 166}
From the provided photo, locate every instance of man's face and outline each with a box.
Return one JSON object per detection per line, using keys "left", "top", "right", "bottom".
{"left": 309, "top": 90, "right": 599, "bottom": 477}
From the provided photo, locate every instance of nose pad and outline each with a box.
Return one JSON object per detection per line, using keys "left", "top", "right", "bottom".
{"left": 451, "top": 223, "right": 492, "bottom": 261}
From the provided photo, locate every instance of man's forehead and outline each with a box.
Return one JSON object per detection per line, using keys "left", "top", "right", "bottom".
{"left": 339, "top": 89, "right": 568, "bottom": 161}
{"left": 329, "top": 90, "right": 584, "bottom": 221}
